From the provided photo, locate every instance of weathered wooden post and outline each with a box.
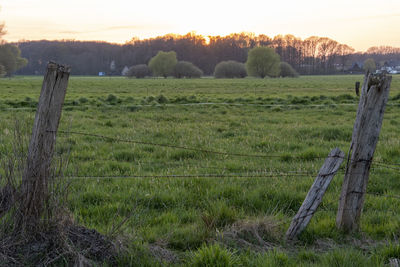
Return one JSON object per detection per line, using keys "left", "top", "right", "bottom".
{"left": 336, "top": 73, "right": 391, "bottom": 232}
{"left": 286, "top": 148, "right": 344, "bottom": 240}
{"left": 18, "top": 62, "right": 70, "bottom": 227}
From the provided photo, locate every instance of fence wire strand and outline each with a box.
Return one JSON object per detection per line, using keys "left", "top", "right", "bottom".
{"left": 49, "top": 130, "right": 400, "bottom": 202}
{"left": 54, "top": 130, "right": 400, "bottom": 171}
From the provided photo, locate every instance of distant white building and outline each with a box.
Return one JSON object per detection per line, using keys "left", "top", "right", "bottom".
{"left": 98, "top": 72, "right": 106, "bottom": 76}
{"left": 379, "top": 60, "right": 400, "bottom": 74}
{"left": 121, "top": 66, "right": 129, "bottom": 76}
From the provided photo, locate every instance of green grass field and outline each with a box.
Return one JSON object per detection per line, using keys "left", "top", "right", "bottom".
{"left": 1, "top": 75, "right": 400, "bottom": 266}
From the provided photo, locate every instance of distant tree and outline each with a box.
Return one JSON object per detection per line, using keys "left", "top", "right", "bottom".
{"left": 126, "top": 64, "right": 152, "bottom": 78}
{"left": 246, "top": 46, "right": 280, "bottom": 78}
{"left": 214, "top": 60, "right": 247, "bottom": 78}
{"left": 337, "top": 44, "right": 355, "bottom": 72}
{"left": 280, "top": 62, "right": 299, "bottom": 77}
{"left": 0, "top": 24, "right": 5, "bottom": 41}
{"left": 0, "top": 10, "right": 6, "bottom": 41}
{"left": 363, "top": 58, "right": 376, "bottom": 73}
{"left": 148, "top": 51, "right": 177, "bottom": 78}
{"left": 173, "top": 61, "right": 203, "bottom": 78}
{"left": 0, "top": 44, "right": 28, "bottom": 76}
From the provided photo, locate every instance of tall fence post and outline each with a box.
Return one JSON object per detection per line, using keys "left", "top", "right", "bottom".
{"left": 336, "top": 73, "right": 391, "bottom": 232}
{"left": 18, "top": 62, "right": 70, "bottom": 226}
{"left": 285, "top": 148, "right": 344, "bottom": 240}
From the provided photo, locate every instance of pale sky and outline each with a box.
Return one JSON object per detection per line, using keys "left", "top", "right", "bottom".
{"left": 1, "top": 0, "right": 400, "bottom": 51}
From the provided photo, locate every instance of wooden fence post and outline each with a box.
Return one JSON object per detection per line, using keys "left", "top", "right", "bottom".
{"left": 336, "top": 73, "right": 391, "bottom": 232}
{"left": 18, "top": 62, "right": 70, "bottom": 226}
{"left": 355, "top": 81, "right": 360, "bottom": 96}
{"left": 286, "top": 148, "right": 344, "bottom": 240}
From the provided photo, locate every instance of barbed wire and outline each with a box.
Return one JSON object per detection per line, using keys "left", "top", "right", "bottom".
{"left": 63, "top": 169, "right": 397, "bottom": 181}
{"left": 54, "top": 130, "right": 400, "bottom": 172}
{"left": 62, "top": 168, "right": 393, "bottom": 182}
{"left": 5, "top": 100, "right": 400, "bottom": 111}
{"left": 64, "top": 172, "right": 313, "bottom": 180}
{"left": 53, "top": 130, "right": 295, "bottom": 159}
{"left": 53, "top": 130, "right": 340, "bottom": 161}
{"left": 116, "top": 102, "right": 361, "bottom": 108}
{"left": 371, "top": 161, "right": 400, "bottom": 170}
{"left": 366, "top": 192, "right": 400, "bottom": 200}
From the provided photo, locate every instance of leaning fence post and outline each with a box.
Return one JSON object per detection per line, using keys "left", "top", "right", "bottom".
{"left": 18, "top": 62, "right": 70, "bottom": 227}
{"left": 336, "top": 73, "right": 391, "bottom": 232}
{"left": 285, "top": 148, "right": 344, "bottom": 240}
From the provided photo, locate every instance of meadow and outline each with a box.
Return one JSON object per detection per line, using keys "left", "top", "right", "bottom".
{"left": 1, "top": 75, "right": 400, "bottom": 266}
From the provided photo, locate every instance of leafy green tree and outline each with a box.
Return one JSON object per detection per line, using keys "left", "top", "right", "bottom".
{"left": 214, "top": 60, "right": 247, "bottom": 78}
{"left": 0, "top": 44, "right": 28, "bottom": 76}
{"left": 148, "top": 51, "right": 177, "bottom": 78}
{"left": 280, "top": 62, "right": 299, "bottom": 77}
{"left": 246, "top": 47, "right": 280, "bottom": 78}
{"left": 173, "top": 61, "right": 203, "bottom": 78}
{"left": 363, "top": 58, "right": 376, "bottom": 73}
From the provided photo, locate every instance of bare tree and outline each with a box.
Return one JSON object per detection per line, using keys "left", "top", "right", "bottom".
{"left": 0, "top": 6, "right": 7, "bottom": 43}
{"left": 317, "top": 37, "right": 339, "bottom": 74}
{"left": 304, "top": 36, "right": 320, "bottom": 74}
{"left": 338, "top": 44, "right": 355, "bottom": 72}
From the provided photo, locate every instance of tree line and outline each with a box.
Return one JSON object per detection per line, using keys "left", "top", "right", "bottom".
{"left": 13, "top": 32, "right": 400, "bottom": 76}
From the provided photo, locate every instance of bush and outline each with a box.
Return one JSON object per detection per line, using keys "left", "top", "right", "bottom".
{"left": 363, "top": 58, "right": 376, "bottom": 73}
{"left": 214, "top": 60, "right": 247, "bottom": 78}
{"left": 174, "top": 61, "right": 203, "bottom": 78}
{"left": 126, "top": 64, "right": 151, "bottom": 78}
{"left": 280, "top": 62, "right": 299, "bottom": 77}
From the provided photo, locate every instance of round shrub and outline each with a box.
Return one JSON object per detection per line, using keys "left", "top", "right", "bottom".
{"left": 214, "top": 60, "right": 247, "bottom": 78}
{"left": 126, "top": 64, "right": 152, "bottom": 78}
{"left": 174, "top": 61, "right": 203, "bottom": 78}
{"left": 280, "top": 62, "right": 299, "bottom": 77}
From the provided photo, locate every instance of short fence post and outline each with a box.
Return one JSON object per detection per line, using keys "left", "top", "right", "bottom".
{"left": 355, "top": 81, "right": 360, "bottom": 96}
{"left": 286, "top": 148, "right": 344, "bottom": 240}
{"left": 336, "top": 73, "right": 391, "bottom": 232}
{"left": 18, "top": 62, "right": 70, "bottom": 226}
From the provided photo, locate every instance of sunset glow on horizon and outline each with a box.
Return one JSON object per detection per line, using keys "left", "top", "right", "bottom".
{"left": 1, "top": 0, "right": 400, "bottom": 51}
